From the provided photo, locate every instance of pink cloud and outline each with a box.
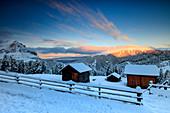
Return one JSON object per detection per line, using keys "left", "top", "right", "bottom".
{"left": 48, "top": 0, "right": 79, "bottom": 17}
{"left": 122, "top": 34, "right": 135, "bottom": 44}
{"left": 36, "top": 45, "right": 153, "bottom": 59}
{"left": 3, "top": 27, "right": 34, "bottom": 36}
{"left": 43, "top": 0, "right": 135, "bottom": 43}
{"left": 12, "top": 34, "right": 41, "bottom": 40}
{"left": 38, "top": 53, "right": 88, "bottom": 59}
{"left": 46, "top": 12, "right": 61, "bottom": 20}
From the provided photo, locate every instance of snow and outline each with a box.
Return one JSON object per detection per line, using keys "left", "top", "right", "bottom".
{"left": 102, "top": 45, "right": 153, "bottom": 54}
{"left": 108, "top": 72, "right": 121, "bottom": 78}
{"left": 64, "top": 63, "right": 92, "bottom": 73}
{"left": 0, "top": 40, "right": 14, "bottom": 49}
{"left": 0, "top": 71, "right": 133, "bottom": 92}
{"left": 160, "top": 60, "right": 170, "bottom": 75}
{"left": 0, "top": 40, "right": 38, "bottom": 61}
{"left": 0, "top": 82, "right": 170, "bottom": 113}
{"left": 124, "top": 65, "right": 159, "bottom": 76}
{"left": 3, "top": 52, "right": 38, "bottom": 62}
{"left": 0, "top": 71, "right": 170, "bottom": 112}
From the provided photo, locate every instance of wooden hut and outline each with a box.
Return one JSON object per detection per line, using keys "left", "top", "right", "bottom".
{"left": 61, "top": 63, "right": 92, "bottom": 83}
{"left": 107, "top": 72, "right": 121, "bottom": 82}
{"left": 124, "top": 65, "right": 159, "bottom": 88}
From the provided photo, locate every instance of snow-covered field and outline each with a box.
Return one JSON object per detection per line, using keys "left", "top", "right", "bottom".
{"left": 0, "top": 71, "right": 129, "bottom": 90}
{"left": 0, "top": 71, "right": 170, "bottom": 113}
{"left": 0, "top": 82, "right": 170, "bottom": 113}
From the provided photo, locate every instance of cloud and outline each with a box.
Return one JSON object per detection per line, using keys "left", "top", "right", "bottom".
{"left": 122, "top": 34, "right": 135, "bottom": 43}
{"left": 49, "top": 0, "right": 79, "bottom": 17}
{"left": 55, "top": 23, "right": 96, "bottom": 40}
{"left": 0, "top": 29, "right": 41, "bottom": 42}
{"left": 30, "top": 45, "right": 153, "bottom": 58}
{"left": 43, "top": 0, "right": 135, "bottom": 43}
{"left": 0, "top": 31, "right": 13, "bottom": 37}
{"left": 0, "top": 31, "right": 13, "bottom": 42}
{"left": 12, "top": 34, "right": 41, "bottom": 40}
{"left": 29, "top": 46, "right": 66, "bottom": 54}
{"left": 29, "top": 45, "right": 103, "bottom": 55}
{"left": 2, "top": 27, "right": 34, "bottom": 36}
{"left": 0, "top": 27, "right": 42, "bottom": 40}
{"left": 67, "top": 46, "right": 105, "bottom": 54}
{"left": 40, "top": 38, "right": 86, "bottom": 48}
{"left": 164, "top": 44, "right": 170, "bottom": 47}
{"left": 37, "top": 53, "right": 88, "bottom": 59}
{"left": 46, "top": 12, "right": 61, "bottom": 20}
{"left": 1, "top": 27, "right": 87, "bottom": 48}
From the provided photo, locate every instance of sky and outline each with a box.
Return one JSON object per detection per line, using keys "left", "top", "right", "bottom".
{"left": 0, "top": 0, "right": 170, "bottom": 59}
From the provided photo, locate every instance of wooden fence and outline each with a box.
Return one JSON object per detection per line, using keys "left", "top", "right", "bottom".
{"left": 146, "top": 79, "right": 170, "bottom": 94}
{"left": 0, "top": 72, "right": 143, "bottom": 105}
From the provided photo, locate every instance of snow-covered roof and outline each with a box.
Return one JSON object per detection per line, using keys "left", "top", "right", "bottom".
{"left": 124, "top": 65, "right": 159, "bottom": 76}
{"left": 108, "top": 72, "right": 121, "bottom": 78}
{"left": 65, "top": 63, "right": 92, "bottom": 73}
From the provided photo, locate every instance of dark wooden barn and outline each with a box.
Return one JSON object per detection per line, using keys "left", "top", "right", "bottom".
{"left": 124, "top": 65, "right": 159, "bottom": 88}
{"left": 61, "top": 63, "right": 92, "bottom": 83}
{"left": 107, "top": 72, "right": 121, "bottom": 82}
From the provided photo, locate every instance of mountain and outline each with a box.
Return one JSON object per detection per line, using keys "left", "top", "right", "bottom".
{"left": 75, "top": 48, "right": 170, "bottom": 76}
{"left": 0, "top": 40, "right": 64, "bottom": 74}
{"left": 110, "top": 49, "right": 156, "bottom": 57}
{"left": 0, "top": 40, "right": 39, "bottom": 61}
{"left": 102, "top": 45, "right": 154, "bottom": 57}
{"left": 75, "top": 54, "right": 120, "bottom": 76}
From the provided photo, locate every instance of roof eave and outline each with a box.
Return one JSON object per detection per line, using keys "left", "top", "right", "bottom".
{"left": 125, "top": 73, "right": 159, "bottom": 76}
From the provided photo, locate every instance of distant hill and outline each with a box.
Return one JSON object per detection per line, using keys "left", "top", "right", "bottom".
{"left": 75, "top": 49, "right": 170, "bottom": 76}
{"left": 0, "top": 40, "right": 39, "bottom": 61}
{"left": 110, "top": 49, "right": 155, "bottom": 57}
{"left": 0, "top": 40, "right": 169, "bottom": 81}
{"left": 102, "top": 45, "right": 154, "bottom": 57}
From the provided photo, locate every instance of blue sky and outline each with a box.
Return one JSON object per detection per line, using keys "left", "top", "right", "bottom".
{"left": 0, "top": 0, "right": 170, "bottom": 58}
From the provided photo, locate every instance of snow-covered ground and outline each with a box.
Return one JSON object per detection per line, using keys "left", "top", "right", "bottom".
{"left": 0, "top": 82, "right": 170, "bottom": 113}
{"left": 0, "top": 71, "right": 128, "bottom": 89}
{"left": 0, "top": 71, "right": 170, "bottom": 113}
{"left": 24, "top": 74, "right": 128, "bottom": 88}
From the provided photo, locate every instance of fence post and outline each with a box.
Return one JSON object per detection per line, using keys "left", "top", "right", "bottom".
{"left": 98, "top": 87, "right": 101, "bottom": 99}
{"left": 164, "top": 87, "right": 167, "bottom": 90}
{"left": 39, "top": 80, "right": 42, "bottom": 89}
{"left": 16, "top": 76, "right": 20, "bottom": 84}
{"left": 136, "top": 86, "right": 142, "bottom": 104}
{"left": 149, "top": 81, "right": 153, "bottom": 95}
{"left": 69, "top": 84, "right": 72, "bottom": 93}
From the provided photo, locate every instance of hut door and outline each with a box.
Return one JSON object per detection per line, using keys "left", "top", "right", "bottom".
{"left": 72, "top": 73, "right": 79, "bottom": 82}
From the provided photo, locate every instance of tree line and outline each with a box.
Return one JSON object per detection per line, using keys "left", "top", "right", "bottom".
{"left": 0, "top": 55, "right": 64, "bottom": 74}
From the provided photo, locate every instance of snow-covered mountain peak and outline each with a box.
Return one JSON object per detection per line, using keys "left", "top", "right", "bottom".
{"left": 103, "top": 45, "right": 153, "bottom": 53}
{"left": 0, "top": 40, "right": 39, "bottom": 61}
{"left": 102, "top": 45, "right": 155, "bottom": 57}
{"left": 0, "top": 40, "right": 26, "bottom": 51}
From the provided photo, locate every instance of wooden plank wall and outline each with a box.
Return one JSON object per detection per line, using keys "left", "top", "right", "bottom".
{"left": 127, "top": 74, "right": 156, "bottom": 88}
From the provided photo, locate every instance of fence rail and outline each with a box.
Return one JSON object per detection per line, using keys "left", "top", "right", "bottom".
{"left": 0, "top": 72, "right": 143, "bottom": 105}
{"left": 145, "top": 80, "right": 170, "bottom": 94}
